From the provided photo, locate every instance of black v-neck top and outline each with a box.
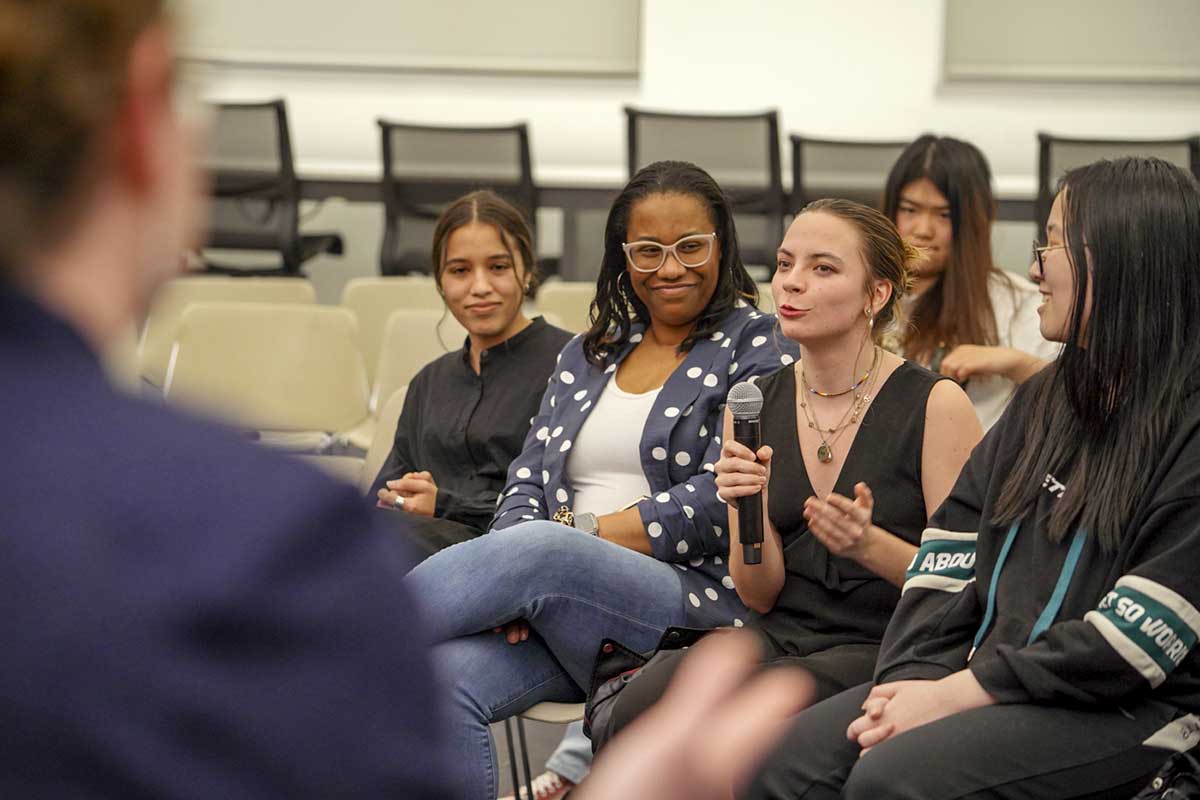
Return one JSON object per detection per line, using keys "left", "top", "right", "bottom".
{"left": 750, "top": 360, "right": 946, "bottom": 653}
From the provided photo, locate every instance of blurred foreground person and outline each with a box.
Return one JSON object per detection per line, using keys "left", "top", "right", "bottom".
{"left": 0, "top": 1, "right": 456, "bottom": 795}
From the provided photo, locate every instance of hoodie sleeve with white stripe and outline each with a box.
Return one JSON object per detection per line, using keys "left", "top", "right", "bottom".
{"left": 876, "top": 380, "right": 1200, "bottom": 713}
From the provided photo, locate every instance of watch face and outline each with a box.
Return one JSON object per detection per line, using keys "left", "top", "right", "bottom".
{"left": 576, "top": 512, "right": 598, "bottom": 534}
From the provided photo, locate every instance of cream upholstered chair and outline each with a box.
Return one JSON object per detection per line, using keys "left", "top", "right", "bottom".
{"left": 139, "top": 276, "right": 315, "bottom": 389}
{"left": 357, "top": 385, "right": 409, "bottom": 495}
{"left": 163, "top": 302, "right": 369, "bottom": 452}
{"left": 537, "top": 311, "right": 565, "bottom": 329}
{"left": 755, "top": 283, "right": 776, "bottom": 313}
{"left": 534, "top": 281, "right": 594, "bottom": 334}
{"left": 343, "top": 308, "right": 463, "bottom": 451}
{"left": 340, "top": 276, "right": 446, "bottom": 386}
{"left": 294, "top": 382, "right": 410, "bottom": 492}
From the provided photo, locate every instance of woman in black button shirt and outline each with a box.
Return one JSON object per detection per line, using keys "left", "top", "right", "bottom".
{"left": 372, "top": 191, "right": 572, "bottom": 558}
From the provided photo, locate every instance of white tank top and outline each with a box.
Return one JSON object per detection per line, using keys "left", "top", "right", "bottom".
{"left": 565, "top": 379, "right": 658, "bottom": 516}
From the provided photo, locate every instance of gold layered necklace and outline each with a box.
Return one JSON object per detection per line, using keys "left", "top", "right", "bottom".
{"left": 799, "top": 346, "right": 881, "bottom": 464}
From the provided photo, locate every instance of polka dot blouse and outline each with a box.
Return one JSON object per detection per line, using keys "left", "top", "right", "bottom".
{"left": 492, "top": 303, "right": 800, "bottom": 629}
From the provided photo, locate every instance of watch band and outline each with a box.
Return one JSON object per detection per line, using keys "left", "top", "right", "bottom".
{"left": 574, "top": 512, "right": 600, "bottom": 537}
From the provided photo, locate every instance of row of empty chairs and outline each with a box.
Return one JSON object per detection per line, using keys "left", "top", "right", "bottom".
{"left": 164, "top": 302, "right": 370, "bottom": 452}
{"left": 136, "top": 277, "right": 460, "bottom": 451}
{"left": 136, "top": 276, "right": 611, "bottom": 453}
{"left": 205, "top": 98, "right": 1200, "bottom": 280}
{"left": 138, "top": 276, "right": 766, "bottom": 395}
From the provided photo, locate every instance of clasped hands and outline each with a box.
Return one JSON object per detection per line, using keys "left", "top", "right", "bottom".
{"left": 376, "top": 470, "right": 438, "bottom": 516}
{"left": 715, "top": 440, "right": 876, "bottom": 559}
{"left": 846, "top": 670, "right": 997, "bottom": 755}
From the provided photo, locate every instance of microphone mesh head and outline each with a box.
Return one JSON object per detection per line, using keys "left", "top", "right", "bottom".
{"left": 727, "top": 380, "right": 764, "bottom": 420}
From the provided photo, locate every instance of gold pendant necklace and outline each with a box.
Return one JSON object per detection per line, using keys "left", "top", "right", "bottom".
{"left": 800, "top": 347, "right": 880, "bottom": 464}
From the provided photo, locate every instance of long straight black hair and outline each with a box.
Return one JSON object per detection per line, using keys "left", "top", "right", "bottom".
{"left": 581, "top": 160, "right": 759, "bottom": 366}
{"left": 882, "top": 135, "right": 1002, "bottom": 363}
{"left": 993, "top": 157, "right": 1200, "bottom": 550}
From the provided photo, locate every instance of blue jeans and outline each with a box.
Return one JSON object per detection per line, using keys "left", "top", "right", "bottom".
{"left": 405, "top": 521, "right": 685, "bottom": 800}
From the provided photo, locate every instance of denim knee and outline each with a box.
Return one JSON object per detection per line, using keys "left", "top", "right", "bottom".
{"left": 491, "top": 521, "right": 599, "bottom": 589}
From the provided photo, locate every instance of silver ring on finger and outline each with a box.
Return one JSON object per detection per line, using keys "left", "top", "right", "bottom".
{"left": 393, "top": 495, "right": 405, "bottom": 510}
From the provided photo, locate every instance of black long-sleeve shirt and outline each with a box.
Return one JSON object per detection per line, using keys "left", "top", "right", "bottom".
{"left": 369, "top": 316, "right": 573, "bottom": 532}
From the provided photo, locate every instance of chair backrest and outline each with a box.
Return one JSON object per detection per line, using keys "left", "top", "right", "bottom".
{"left": 360, "top": 385, "right": 410, "bottom": 495}
{"left": 340, "top": 276, "right": 449, "bottom": 387}
{"left": 790, "top": 135, "right": 911, "bottom": 212}
{"left": 755, "top": 283, "right": 776, "bottom": 313}
{"left": 558, "top": 206, "right": 611, "bottom": 282}
{"left": 371, "top": 309, "right": 466, "bottom": 413}
{"left": 164, "top": 303, "right": 369, "bottom": 433}
{"left": 139, "top": 276, "right": 316, "bottom": 388}
{"left": 625, "top": 107, "right": 783, "bottom": 266}
{"left": 377, "top": 120, "right": 536, "bottom": 275}
{"left": 537, "top": 311, "right": 566, "bottom": 329}
{"left": 204, "top": 99, "right": 307, "bottom": 272}
{"left": 1037, "top": 132, "right": 1200, "bottom": 226}
{"left": 535, "top": 281, "right": 595, "bottom": 334}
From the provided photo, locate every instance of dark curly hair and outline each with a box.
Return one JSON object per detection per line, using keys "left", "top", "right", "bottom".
{"left": 582, "top": 160, "right": 759, "bottom": 366}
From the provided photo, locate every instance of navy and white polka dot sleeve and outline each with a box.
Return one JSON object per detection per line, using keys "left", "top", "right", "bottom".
{"left": 490, "top": 339, "right": 580, "bottom": 530}
{"left": 636, "top": 311, "right": 797, "bottom": 563}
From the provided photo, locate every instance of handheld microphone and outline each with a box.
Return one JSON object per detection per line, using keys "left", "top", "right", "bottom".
{"left": 727, "top": 381, "right": 765, "bottom": 565}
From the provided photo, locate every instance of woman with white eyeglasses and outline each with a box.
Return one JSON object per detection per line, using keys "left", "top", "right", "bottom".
{"left": 404, "top": 160, "right": 797, "bottom": 799}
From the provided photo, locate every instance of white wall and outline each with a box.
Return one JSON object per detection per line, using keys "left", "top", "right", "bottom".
{"left": 196, "top": 0, "right": 1200, "bottom": 187}
{"left": 192, "top": 0, "right": 1200, "bottom": 298}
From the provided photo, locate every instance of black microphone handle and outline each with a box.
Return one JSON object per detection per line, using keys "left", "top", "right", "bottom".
{"left": 732, "top": 416, "right": 764, "bottom": 565}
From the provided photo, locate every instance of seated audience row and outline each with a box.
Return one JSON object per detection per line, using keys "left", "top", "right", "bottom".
{"left": 404, "top": 160, "right": 799, "bottom": 798}
{"left": 15, "top": 3, "right": 1199, "bottom": 800}
{"left": 370, "top": 133, "right": 1057, "bottom": 798}
{"left": 591, "top": 157, "right": 1200, "bottom": 800}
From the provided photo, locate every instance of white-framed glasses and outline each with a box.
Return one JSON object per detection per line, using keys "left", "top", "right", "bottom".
{"left": 621, "top": 232, "right": 717, "bottom": 273}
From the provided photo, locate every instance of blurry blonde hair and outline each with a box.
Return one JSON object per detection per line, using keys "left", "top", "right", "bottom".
{"left": 0, "top": 0, "right": 164, "bottom": 266}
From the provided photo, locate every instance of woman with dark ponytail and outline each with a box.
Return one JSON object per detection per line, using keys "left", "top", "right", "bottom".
{"left": 747, "top": 157, "right": 1200, "bottom": 799}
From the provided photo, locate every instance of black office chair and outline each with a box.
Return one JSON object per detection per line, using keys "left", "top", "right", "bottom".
{"left": 203, "top": 99, "right": 343, "bottom": 277}
{"left": 1036, "top": 132, "right": 1200, "bottom": 226}
{"left": 624, "top": 107, "right": 784, "bottom": 270}
{"left": 790, "top": 135, "right": 911, "bottom": 212}
{"left": 377, "top": 121, "right": 538, "bottom": 276}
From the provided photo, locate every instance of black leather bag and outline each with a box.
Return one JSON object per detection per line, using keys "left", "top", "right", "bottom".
{"left": 584, "top": 627, "right": 708, "bottom": 748}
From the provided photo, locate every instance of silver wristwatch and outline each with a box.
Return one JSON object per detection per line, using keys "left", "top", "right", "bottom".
{"left": 573, "top": 511, "right": 600, "bottom": 537}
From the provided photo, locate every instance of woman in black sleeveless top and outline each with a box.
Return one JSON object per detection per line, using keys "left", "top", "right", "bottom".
{"left": 589, "top": 199, "right": 983, "bottom": 750}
